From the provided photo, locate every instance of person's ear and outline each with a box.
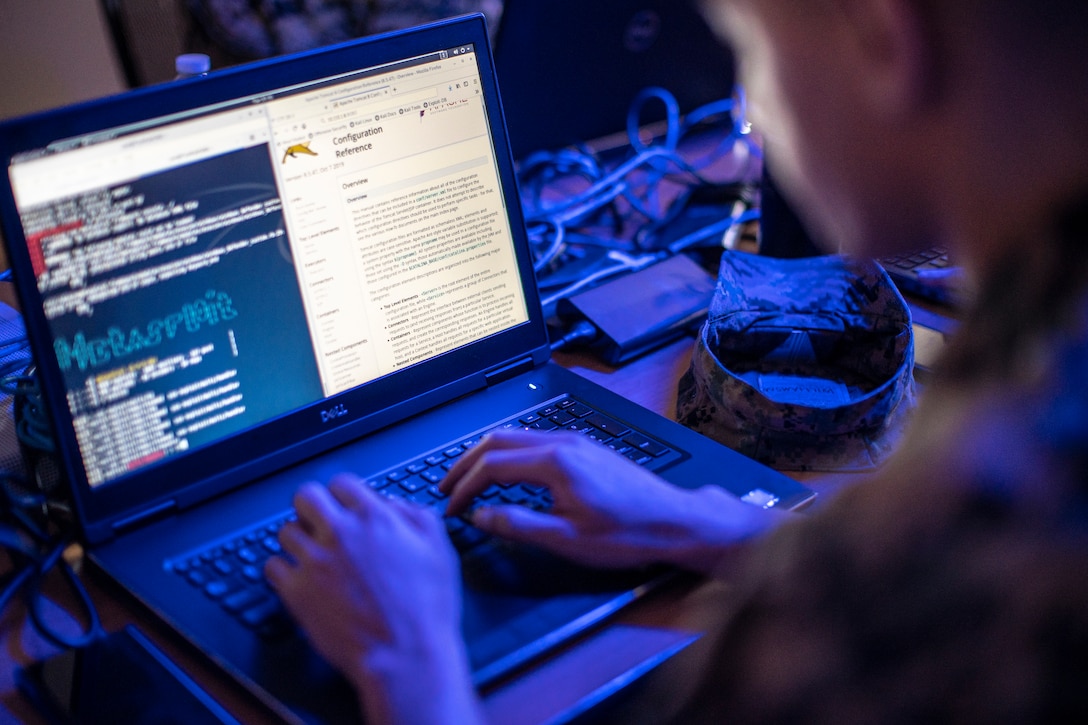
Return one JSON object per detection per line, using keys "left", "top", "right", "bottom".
{"left": 836, "top": 0, "right": 938, "bottom": 119}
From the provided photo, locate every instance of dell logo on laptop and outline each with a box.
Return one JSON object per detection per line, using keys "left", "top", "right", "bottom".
{"left": 320, "top": 404, "right": 348, "bottom": 423}
{"left": 623, "top": 10, "right": 662, "bottom": 54}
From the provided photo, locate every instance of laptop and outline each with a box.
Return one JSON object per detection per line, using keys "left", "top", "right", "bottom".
{"left": 494, "top": 0, "right": 736, "bottom": 159}
{"left": 0, "top": 15, "right": 813, "bottom": 724}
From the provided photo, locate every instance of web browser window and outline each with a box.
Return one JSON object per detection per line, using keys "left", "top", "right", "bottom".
{"left": 268, "top": 48, "right": 524, "bottom": 394}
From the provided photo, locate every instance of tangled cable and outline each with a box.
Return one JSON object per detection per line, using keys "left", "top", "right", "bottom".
{"left": 0, "top": 321, "right": 102, "bottom": 649}
{"left": 518, "top": 85, "right": 761, "bottom": 308}
{"left": 0, "top": 470, "right": 103, "bottom": 649}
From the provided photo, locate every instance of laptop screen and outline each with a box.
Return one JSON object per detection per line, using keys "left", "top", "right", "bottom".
{"left": 1, "top": 20, "right": 539, "bottom": 514}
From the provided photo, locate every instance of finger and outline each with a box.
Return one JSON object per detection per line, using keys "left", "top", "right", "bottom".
{"left": 264, "top": 555, "right": 292, "bottom": 591}
{"left": 442, "top": 447, "right": 546, "bottom": 517}
{"left": 441, "top": 431, "right": 501, "bottom": 492}
{"left": 263, "top": 556, "right": 309, "bottom": 623}
{"left": 441, "top": 428, "right": 554, "bottom": 493}
{"left": 276, "top": 519, "right": 315, "bottom": 562}
{"left": 398, "top": 499, "right": 447, "bottom": 536}
{"left": 327, "top": 472, "right": 374, "bottom": 514}
{"left": 470, "top": 504, "right": 575, "bottom": 550}
{"left": 292, "top": 482, "right": 343, "bottom": 537}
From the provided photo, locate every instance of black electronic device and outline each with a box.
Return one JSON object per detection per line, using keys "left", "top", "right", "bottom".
{"left": 878, "top": 248, "right": 965, "bottom": 307}
{"left": 494, "top": 0, "right": 735, "bottom": 159}
{"left": 556, "top": 254, "right": 716, "bottom": 364}
{"left": 16, "top": 625, "right": 241, "bottom": 725}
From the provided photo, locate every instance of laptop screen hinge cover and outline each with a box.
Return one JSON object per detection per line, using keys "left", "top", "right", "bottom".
{"left": 484, "top": 356, "right": 534, "bottom": 386}
{"left": 111, "top": 499, "right": 178, "bottom": 535}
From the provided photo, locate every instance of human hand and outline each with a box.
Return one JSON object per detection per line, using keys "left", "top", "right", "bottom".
{"left": 442, "top": 428, "right": 775, "bottom": 573}
{"left": 265, "top": 474, "right": 482, "bottom": 725}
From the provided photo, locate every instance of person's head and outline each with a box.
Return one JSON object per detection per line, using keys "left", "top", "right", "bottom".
{"left": 701, "top": 0, "right": 1088, "bottom": 269}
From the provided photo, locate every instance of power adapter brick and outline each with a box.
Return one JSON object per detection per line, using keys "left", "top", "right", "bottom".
{"left": 555, "top": 254, "right": 717, "bottom": 365}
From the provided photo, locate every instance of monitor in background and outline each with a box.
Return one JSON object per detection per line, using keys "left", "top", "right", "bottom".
{"left": 493, "top": 0, "right": 735, "bottom": 159}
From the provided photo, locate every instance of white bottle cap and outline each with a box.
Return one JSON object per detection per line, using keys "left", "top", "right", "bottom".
{"left": 175, "top": 53, "right": 211, "bottom": 77}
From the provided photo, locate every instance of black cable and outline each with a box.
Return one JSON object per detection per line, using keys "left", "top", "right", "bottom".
{"left": 549, "top": 319, "right": 599, "bottom": 352}
{"left": 519, "top": 86, "right": 756, "bottom": 286}
{"left": 9, "top": 370, "right": 56, "bottom": 455}
{"left": 28, "top": 536, "right": 104, "bottom": 649}
{"left": 0, "top": 463, "right": 103, "bottom": 650}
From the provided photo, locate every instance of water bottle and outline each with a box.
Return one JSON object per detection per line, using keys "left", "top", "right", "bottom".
{"left": 174, "top": 54, "right": 211, "bottom": 80}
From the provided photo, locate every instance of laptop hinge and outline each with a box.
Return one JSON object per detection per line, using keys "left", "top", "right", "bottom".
{"left": 111, "top": 499, "right": 179, "bottom": 535}
{"left": 484, "top": 356, "right": 534, "bottom": 386}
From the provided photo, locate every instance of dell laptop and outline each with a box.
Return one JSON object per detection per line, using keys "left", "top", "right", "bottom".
{"left": 0, "top": 15, "right": 813, "bottom": 723}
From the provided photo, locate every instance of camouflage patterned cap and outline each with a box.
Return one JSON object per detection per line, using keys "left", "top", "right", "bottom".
{"left": 677, "top": 251, "right": 916, "bottom": 471}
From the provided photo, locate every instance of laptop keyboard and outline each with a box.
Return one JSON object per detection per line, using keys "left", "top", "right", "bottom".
{"left": 167, "top": 396, "right": 680, "bottom": 639}
{"left": 879, "top": 247, "right": 961, "bottom": 306}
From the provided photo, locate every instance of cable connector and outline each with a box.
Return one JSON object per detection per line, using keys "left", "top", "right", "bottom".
{"left": 549, "top": 319, "right": 599, "bottom": 352}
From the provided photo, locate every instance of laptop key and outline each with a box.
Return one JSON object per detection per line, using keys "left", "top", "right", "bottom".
{"left": 585, "top": 430, "right": 612, "bottom": 444}
{"left": 204, "top": 580, "right": 232, "bottom": 599}
{"left": 622, "top": 432, "right": 668, "bottom": 457}
{"left": 397, "top": 475, "right": 428, "bottom": 494}
{"left": 549, "top": 411, "right": 575, "bottom": 426}
{"left": 499, "top": 487, "right": 529, "bottom": 505}
{"left": 449, "top": 522, "right": 488, "bottom": 551}
{"left": 420, "top": 468, "right": 445, "bottom": 484}
{"left": 607, "top": 440, "right": 633, "bottom": 455}
{"left": 223, "top": 587, "right": 267, "bottom": 614}
{"left": 407, "top": 489, "right": 438, "bottom": 507}
{"left": 585, "top": 413, "right": 630, "bottom": 437}
{"left": 567, "top": 403, "right": 594, "bottom": 418}
{"left": 237, "top": 547, "right": 260, "bottom": 564}
{"left": 213, "top": 559, "right": 234, "bottom": 576}
{"left": 240, "top": 599, "right": 293, "bottom": 640}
